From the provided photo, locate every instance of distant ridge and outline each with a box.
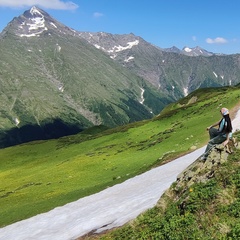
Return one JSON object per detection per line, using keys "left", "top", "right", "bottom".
{"left": 0, "top": 6, "right": 240, "bottom": 148}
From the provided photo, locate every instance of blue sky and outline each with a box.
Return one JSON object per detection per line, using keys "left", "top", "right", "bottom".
{"left": 0, "top": 0, "right": 239, "bottom": 54}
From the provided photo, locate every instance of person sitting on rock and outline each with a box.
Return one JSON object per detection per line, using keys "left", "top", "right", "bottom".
{"left": 201, "top": 107, "right": 233, "bottom": 160}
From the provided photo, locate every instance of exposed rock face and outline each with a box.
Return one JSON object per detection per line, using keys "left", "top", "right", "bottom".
{"left": 176, "top": 138, "right": 239, "bottom": 189}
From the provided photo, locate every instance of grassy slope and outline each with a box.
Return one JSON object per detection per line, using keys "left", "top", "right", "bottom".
{"left": 97, "top": 131, "right": 240, "bottom": 240}
{"left": 0, "top": 86, "right": 239, "bottom": 228}
{"left": 0, "top": 31, "right": 168, "bottom": 134}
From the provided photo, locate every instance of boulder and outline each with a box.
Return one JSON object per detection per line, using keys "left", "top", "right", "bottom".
{"left": 175, "top": 137, "right": 239, "bottom": 189}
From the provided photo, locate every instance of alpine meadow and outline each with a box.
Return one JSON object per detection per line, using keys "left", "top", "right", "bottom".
{"left": 0, "top": 86, "right": 240, "bottom": 230}
{"left": 1, "top": 6, "right": 240, "bottom": 240}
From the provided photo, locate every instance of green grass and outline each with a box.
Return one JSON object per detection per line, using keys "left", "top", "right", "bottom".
{"left": 0, "top": 86, "right": 239, "bottom": 227}
{"left": 100, "top": 131, "right": 240, "bottom": 240}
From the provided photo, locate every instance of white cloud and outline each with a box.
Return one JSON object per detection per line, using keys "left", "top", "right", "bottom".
{"left": 93, "top": 12, "right": 104, "bottom": 18}
{"left": 206, "top": 37, "right": 228, "bottom": 44}
{"left": 0, "top": 0, "right": 78, "bottom": 10}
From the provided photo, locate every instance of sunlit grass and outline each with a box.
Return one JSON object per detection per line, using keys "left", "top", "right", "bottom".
{"left": 0, "top": 86, "right": 239, "bottom": 227}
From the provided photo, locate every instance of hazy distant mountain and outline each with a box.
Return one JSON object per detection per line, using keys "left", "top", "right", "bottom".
{"left": 162, "top": 46, "right": 214, "bottom": 56}
{"left": 78, "top": 31, "right": 240, "bottom": 99}
{"left": 0, "top": 6, "right": 169, "bottom": 147}
{"left": 181, "top": 46, "right": 214, "bottom": 56}
{"left": 162, "top": 46, "right": 182, "bottom": 54}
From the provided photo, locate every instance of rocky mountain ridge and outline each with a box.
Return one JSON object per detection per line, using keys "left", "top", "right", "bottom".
{"left": 77, "top": 31, "right": 240, "bottom": 99}
{"left": 0, "top": 6, "right": 168, "bottom": 148}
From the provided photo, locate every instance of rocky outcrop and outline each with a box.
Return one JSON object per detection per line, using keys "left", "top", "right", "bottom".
{"left": 175, "top": 137, "right": 239, "bottom": 189}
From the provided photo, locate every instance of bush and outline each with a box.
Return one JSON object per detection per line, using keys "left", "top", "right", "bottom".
{"left": 227, "top": 200, "right": 240, "bottom": 218}
{"left": 185, "top": 180, "right": 219, "bottom": 213}
{"left": 227, "top": 223, "right": 240, "bottom": 239}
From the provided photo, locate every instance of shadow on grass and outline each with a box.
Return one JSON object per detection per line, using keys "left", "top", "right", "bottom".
{"left": 0, "top": 118, "right": 84, "bottom": 149}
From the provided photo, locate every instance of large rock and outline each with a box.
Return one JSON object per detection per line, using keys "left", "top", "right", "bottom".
{"left": 175, "top": 137, "right": 239, "bottom": 189}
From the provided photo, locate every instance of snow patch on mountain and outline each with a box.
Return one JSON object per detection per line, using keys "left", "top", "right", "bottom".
{"left": 19, "top": 6, "right": 48, "bottom": 37}
{"left": 94, "top": 44, "right": 106, "bottom": 52}
{"left": 56, "top": 44, "right": 61, "bottom": 52}
{"left": 124, "top": 56, "right": 134, "bottom": 62}
{"left": 184, "top": 47, "right": 192, "bottom": 53}
{"left": 14, "top": 117, "right": 20, "bottom": 126}
{"left": 139, "top": 87, "right": 145, "bottom": 104}
{"left": 183, "top": 87, "right": 188, "bottom": 96}
{"left": 58, "top": 86, "right": 64, "bottom": 92}
{"left": 50, "top": 22, "right": 57, "bottom": 29}
{"left": 110, "top": 54, "right": 117, "bottom": 59}
{"left": 30, "top": 6, "right": 41, "bottom": 15}
{"left": 108, "top": 40, "right": 139, "bottom": 53}
{"left": 213, "top": 71, "right": 218, "bottom": 78}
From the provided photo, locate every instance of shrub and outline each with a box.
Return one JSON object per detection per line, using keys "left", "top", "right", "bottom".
{"left": 227, "top": 200, "right": 240, "bottom": 218}
{"left": 227, "top": 223, "right": 240, "bottom": 239}
{"left": 185, "top": 180, "right": 219, "bottom": 213}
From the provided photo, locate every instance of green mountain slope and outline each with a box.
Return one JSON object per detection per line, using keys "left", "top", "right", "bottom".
{"left": 1, "top": 7, "right": 240, "bottom": 150}
{"left": 0, "top": 85, "right": 239, "bottom": 228}
{"left": 0, "top": 7, "right": 170, "bottom": 148}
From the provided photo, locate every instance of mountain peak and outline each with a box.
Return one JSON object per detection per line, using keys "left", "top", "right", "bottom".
{"left": 3, "top": 6, "right": 74, "bottom": 38}
{"left": 17, "top": 6, "right": 49, "bottom": 37}
{"left": 182, "top": 46, "right": 213, "bottom": 56}
{"left": 30, "top": 5, "right": 41, "bottom": 14}
{"left": 26, "top": 6, "right": 49, "bottom": 19}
